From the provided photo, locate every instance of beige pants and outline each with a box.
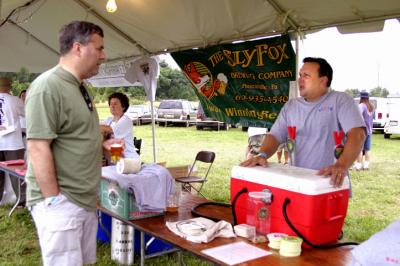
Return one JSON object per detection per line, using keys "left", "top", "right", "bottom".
{"left": 31, "top": 194, "right": 97, "bottom": 266}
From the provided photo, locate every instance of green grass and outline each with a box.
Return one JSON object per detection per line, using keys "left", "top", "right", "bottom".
{"left": 96, "top": 104, "right": 111, "bottom": 123}
{"left": 1, "top": 120, "right": 399, "bottom": 265}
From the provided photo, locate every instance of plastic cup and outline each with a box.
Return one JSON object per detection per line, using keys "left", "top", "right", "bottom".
{"left": 166, "top": 184, "right": 181, "bottom": 212}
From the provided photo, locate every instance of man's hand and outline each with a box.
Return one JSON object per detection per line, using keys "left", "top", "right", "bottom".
{"left": 240, "top": 155, "right": 268, "bottom": 167}
{"left": 317, "top": 163, "right": 348, "bottom": 187}
{"left": 317, "top": 127, "right": 365, "bottom": 187}
{"left": 100, "top": 125, "right": 113, "bottom": 139}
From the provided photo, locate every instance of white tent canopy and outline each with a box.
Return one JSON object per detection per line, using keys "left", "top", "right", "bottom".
{"left": 1, "top": 0, "right": 399, "bottom": 73}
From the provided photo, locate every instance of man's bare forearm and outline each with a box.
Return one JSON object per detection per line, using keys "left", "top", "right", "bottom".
{"left": 336, "top": 127, "right": 366, "bottom": 170}
{"left": 259, "top": 134, "right": 280, "bottom": 160}
{"left": 240, "top": 134, "right": 280, "bottom": 167}
{"left": 27, "top": 139, "right": 59, "bottom": 197}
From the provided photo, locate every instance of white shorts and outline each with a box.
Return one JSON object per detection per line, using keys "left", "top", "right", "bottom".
{"left": 31, "top": 194, "right": 98, "bottom": 266}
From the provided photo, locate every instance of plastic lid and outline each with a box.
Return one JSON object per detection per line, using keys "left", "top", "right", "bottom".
{"left": 267, "top": 233, "right": 288, "bottom": 240}
{"left": 232, "top": 163, "right": 350, "bottom": 195}
{"left": 249, "top": 191, "right": 272, "bottom": 201}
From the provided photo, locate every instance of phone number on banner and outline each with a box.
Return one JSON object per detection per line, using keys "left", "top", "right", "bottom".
{"left": 235, "top": 94, "right": 289, "bottom": 103}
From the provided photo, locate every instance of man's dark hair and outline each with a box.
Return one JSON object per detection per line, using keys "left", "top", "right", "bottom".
{"left": 59, "top": 21, "right": 104, "bottom": 55}
{"left": 108, "top": 92, "right": 130, "bottom": 113}
{"left": 303, "top": 57, "right": 333, "bottom": 87}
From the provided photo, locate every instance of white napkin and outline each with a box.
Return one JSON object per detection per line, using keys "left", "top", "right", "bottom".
{"left": 166, "top": 217, "right": 236, "bottom": 243}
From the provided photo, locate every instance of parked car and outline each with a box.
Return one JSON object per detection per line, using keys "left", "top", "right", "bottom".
{"left": 156, "top": 99, "right": 194, "bottom": 126}
{"left": 125, "top": 105, "right": 154, "bottom": 125}
{"left": 196, "top": 103, "right": 228, "bottom": 131}
{"left": 384, "top": 117, "right": 400, "bottom": 139}
{"left": 384, "top": 95, "right": 400, "bottom": 139}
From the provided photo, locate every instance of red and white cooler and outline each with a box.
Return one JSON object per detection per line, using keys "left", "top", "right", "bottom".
{"left": 231, "top": 163, "right": 350, "bottom": 247}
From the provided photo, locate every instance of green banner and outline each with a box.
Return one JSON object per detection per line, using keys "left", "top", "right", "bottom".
{"left": 171, "top": 35, "right": 296, "bottom": 128}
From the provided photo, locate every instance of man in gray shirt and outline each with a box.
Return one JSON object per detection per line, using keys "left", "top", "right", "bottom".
{"left": 241, "top": 57, "right": 366, "bottom": 187}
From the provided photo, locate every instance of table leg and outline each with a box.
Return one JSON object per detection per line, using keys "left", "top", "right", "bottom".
{"left": 132, "top": 228, "right": 135, "bottom": 265}
{"left": 178, "top": 251, "right": 186, "bottom": 266}
{"left": 140, "top": 231, "right": 145, "bottom": 266}
{"left": 8, "top": 177, "right": 21, "bottom": 217}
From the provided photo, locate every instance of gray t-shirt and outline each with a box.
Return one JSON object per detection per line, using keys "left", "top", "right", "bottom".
{"left": 270, "top": 90, "right": 365, "bottom": 170}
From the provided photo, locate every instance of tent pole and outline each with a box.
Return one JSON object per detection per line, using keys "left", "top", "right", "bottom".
{"left": 295, "top": 31, "right": 300, "bottom": 97}
{"left": 150, "top": 100, "right": 157, "bottom": 163}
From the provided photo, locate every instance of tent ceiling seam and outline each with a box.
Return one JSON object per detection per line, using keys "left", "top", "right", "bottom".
{"left": 263, "top": 0, "right": 300, "bottom": 31}
{"left": 9, "top": 20, "right": 59, "bottom": 56}
{"left": 74, "top": 0, "right": 150, "bottom": 55}
{"left": 0, "top": 0, "right": 39, "bottom": 28}
{"left": 224, "top": 0, "right": 243, "bottom": 41}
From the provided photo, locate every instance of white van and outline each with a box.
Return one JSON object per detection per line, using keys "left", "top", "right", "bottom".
{"left": 384, "top": 95, "right": 400, "bottom": 139}
{"left": 354, "top": 97, "right": 389, "bottom": 132}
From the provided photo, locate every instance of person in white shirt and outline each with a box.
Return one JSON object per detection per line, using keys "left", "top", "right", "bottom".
{"left": 101, "top": 92, "right": 138, "bottom": 159}
{"left": 19, "top": 89, "right": 27, "bottom": 146}
{"left": 0, "top": 77, "right": 25, "bottom": 205}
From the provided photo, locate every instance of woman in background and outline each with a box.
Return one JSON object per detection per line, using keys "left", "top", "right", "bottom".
{"left": 101, "top": 92, "right": 138, "bottom": 159}
{"left": 354, "top": 91, "right": 374, "bottom": 170}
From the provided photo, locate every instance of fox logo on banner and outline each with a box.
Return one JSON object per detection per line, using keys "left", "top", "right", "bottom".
{"left": 172, "top": 35, "right": 296, "bottom": 128}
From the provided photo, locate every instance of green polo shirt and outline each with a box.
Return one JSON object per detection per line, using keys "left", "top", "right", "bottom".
{"left": 25, "top": 65, "right": 102, "bottom": 211}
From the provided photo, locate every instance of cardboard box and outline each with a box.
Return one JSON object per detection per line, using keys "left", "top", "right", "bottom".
{"left": 100, "top": 178, "right": 164, "bottom": 220}
{"left": 167, "top": 165, "right": 191, "bottom": 179}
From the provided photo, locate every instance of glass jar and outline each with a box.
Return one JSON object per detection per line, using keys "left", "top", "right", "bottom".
{"left": 246, "top": 191, "right": 272, "bottom": 235}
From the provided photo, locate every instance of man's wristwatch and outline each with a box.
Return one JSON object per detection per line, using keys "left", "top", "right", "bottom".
{"left": 257, "top": 152, "right": 268, "bottom": 159}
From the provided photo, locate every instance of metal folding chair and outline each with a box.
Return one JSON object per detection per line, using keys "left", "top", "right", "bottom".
{"left": 175, "top": 151, "right": 215, "bottom": 198}
{"left": 134, "top": 137, "right": 142, "bottom": 155}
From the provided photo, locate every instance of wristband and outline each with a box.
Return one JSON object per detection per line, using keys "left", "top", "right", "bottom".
{"left": 257, "top": 152, "right": 268, "bottom": 159}
{"left": 44, "top": 194, "right": 62, "bottom": 206}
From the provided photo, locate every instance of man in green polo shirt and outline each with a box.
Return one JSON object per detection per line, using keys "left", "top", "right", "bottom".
{"left": 25, "top": 21, "right": 112, "bottom": 265}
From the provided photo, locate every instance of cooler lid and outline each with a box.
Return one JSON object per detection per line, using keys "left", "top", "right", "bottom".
{"left": 231, "top": 163, "right": 349, "bottom": 195}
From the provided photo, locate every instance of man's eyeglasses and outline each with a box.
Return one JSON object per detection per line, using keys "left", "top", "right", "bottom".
{"left": 79, "top": 84, "right": 93, "bottom": 111}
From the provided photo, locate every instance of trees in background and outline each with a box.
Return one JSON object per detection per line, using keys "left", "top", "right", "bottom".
{"left": 1, "top": 61, "right": 197, "bottom": 103}
{"left": 344, "top": 88, "right": 360, "bottom": 98}
{"left": 3, "top": 65, "right": 393, "bottom": 102}
{"left": 344, "top": 86, "right": 390, "bottom": 98}
{"left": 88, "top": 60, "right": 197, "bottom": 104}
{"left": 369, "top": 87, "right": 390, "bottom": 97}
{"left": 0, "top": 67, "right": 38, "bottom": 96}
{"left": 156, "top": 61, "right": 197, "bottom": 101}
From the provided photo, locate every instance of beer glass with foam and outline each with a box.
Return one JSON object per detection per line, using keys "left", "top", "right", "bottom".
{"left": 110, "top": 143, "right": 123, "bottom": 164}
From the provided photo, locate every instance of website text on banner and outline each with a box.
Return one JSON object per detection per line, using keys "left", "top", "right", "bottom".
{"left": 171, "top": 35, "right": 296, "bottom": 128}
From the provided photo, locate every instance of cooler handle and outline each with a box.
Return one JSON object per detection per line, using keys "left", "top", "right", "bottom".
{"left": 326, "top": 193, "right": 345, "bottom": 222}
{"left": 327, "top": 214, "right": 344, "bottom": 222}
